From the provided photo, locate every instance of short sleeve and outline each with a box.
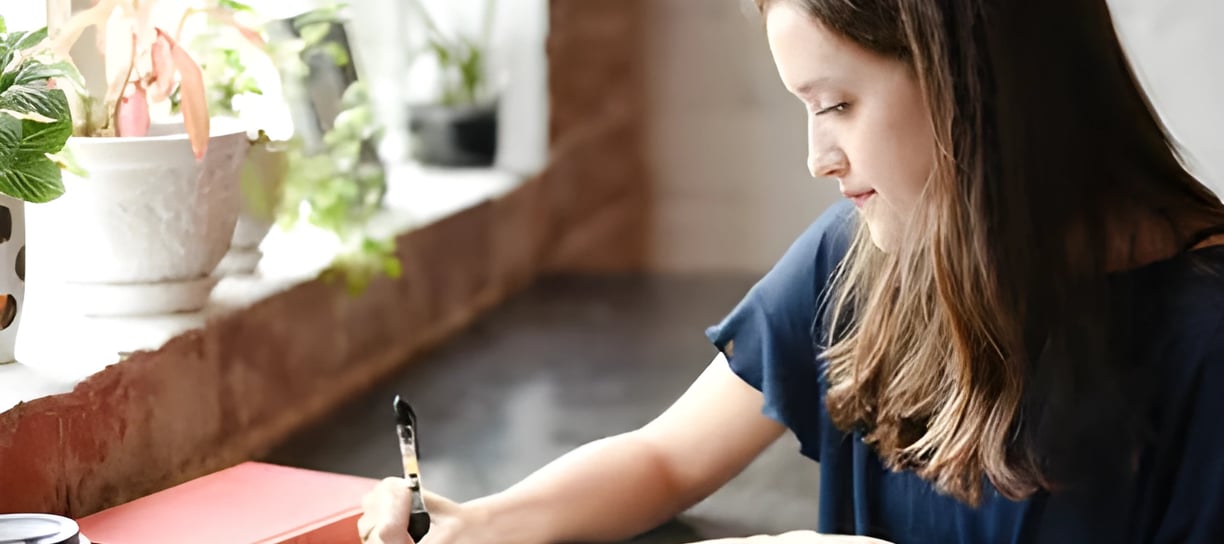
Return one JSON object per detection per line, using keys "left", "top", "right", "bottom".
{"left": 705, "top": 201, "right": 856, "bottom": 460}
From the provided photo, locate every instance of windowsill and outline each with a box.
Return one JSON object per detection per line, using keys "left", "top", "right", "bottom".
{"left": 0, "top": 162, "right": 524, "bottom": 413}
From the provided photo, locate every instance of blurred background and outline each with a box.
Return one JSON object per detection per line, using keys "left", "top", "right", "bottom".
{"left": 7, "top": 0, "right": 1219, "bottom": 271}
{"left": 275, "top": 0, "right": 1222, "bottom": 539}
{"left": 1, "top": 0, "right": 1221, "bottom": 540}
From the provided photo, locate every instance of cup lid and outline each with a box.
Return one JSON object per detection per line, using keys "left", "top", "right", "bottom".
{"left": 0, "top": 514, "right": 81, "bottom": 544}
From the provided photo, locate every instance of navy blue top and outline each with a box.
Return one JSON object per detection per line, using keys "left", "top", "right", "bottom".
{"left": 706, "top": 201, "right": 1224, "bottom": 543}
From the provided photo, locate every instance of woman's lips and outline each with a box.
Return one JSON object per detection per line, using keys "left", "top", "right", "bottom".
{"left": 845, "top": 190, "right": 876, "bottom": 208}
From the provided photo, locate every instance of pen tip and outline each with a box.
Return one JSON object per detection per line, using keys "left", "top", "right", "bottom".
{"left": 393, "top": 395, "right": 415, "bottom": 426}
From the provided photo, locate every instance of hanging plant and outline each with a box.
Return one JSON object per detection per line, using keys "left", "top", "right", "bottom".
{"left": 278, "top": 79, "right": 400, "bottom": 295}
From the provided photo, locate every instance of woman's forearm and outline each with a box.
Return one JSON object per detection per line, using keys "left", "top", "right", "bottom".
{"left": 463, "top": 431, "right": 698, "bottom": 544}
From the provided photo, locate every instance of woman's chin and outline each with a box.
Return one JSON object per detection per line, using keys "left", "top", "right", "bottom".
{"left": 864, "top": 221, "right": 898, "bottom": 253}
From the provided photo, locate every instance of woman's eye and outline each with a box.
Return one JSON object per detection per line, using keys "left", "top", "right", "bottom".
{"left": 814, "top": 102, "right": 850, "bottom": 116}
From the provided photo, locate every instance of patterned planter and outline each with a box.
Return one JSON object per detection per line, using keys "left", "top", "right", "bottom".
{"left": 0, "top": 194, "right": 24, "bottom": 363}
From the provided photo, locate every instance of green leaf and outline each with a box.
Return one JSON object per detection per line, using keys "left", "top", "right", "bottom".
{"left": 12, "top": 60, "right": 84, "bottom": 89}
{"left": 0, "top": 51, "right": 18, "bottom": 82}
{"left": 0, "top": 73, "right": 72, "bottom": 202}
{"left": 0, "top": 16, "right": 8, "bottom": 35}
{"left": 0, "top": 152, "right": 66, "bottom": 202}
{"left": 218, "top": 0, "right": 256, "bottom": 12}
{"left": 298, "top": 22, "right": 331, "bottom": 48}
{"left": 0, "top": 108, "right": 54, "bottom": 123}
{"left": 47, "top": 144, "right": 86, "bottom": 178}
{"left": 0, "top": 115, "right": 66, "bottom": 202}
{"left": 13, "top": 27, "right": 47, "bottom": 51}
{"left": 339, "top": 80, "right": 367, "bottom": 109}
{"left": 1, "top": 31, "right": 27, "bottom": 55}
{"left": 318, "top": 41, "right": 349, "bottom": 67}
{"left": 427, "top": 38, "right": 452, "bottom": 66}
{"left": 0, "top": 85, "right": 71, "bottom": 154}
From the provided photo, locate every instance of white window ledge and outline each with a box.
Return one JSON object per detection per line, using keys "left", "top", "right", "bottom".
{"left": 0, "top": 163, "right": 523, "bottom": 413}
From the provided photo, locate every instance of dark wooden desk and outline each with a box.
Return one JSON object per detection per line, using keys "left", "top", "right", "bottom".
{"left": 266, "top": 276, "right": 820, "bottom": 543}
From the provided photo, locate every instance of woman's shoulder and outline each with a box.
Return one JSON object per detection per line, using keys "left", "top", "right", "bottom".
{"left": 1128, "top": 246, "right": 1224, "bottom": 388}
{"left": 1121, "top": 248, "right": 1224, "bottom": 541}
{"left": 1143, "top": 246, "right": 1224, "bottom": 347}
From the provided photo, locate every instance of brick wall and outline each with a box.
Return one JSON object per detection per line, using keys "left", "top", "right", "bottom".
{"left": 543, "top": 0, "right": 651, "bottom": 272}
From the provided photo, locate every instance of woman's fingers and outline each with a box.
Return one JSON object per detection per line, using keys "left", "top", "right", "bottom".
{"left": 358, "top": 478, "right": 416, "bottom": 544}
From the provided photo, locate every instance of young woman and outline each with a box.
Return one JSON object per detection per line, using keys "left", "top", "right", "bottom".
{"left": 358, "top": 0, "right": 1224, "bottom": 542}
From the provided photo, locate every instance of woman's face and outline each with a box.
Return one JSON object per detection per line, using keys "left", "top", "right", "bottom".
{"left": 765, "top": 3, "right": 936, "bottom": 251}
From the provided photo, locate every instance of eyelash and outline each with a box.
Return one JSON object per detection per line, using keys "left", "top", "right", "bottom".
{"left": 813, "top": 102, "right": 850, "bottom": 116}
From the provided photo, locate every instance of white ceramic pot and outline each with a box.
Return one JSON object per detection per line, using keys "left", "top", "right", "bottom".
{"left": 26, "top": 119, "right": 249, "bottom": 315}
{"left": 0, "top": 194, "right": 24, "bottom": 363}
{"left": 217, "top": 142, "right": 287, "bottom": 275}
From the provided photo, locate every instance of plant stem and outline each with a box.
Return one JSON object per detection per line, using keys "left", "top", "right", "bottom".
{"left": 110, "top": 32, "right": 138, "bottom": 133}
{"left": 46, "top": 0, "right": 123, "bottom": 59}
{"left": 175, "top": 6, "right": 204, "bottom": 43}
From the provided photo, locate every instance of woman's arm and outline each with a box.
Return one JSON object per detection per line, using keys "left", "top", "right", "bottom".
{"left": 467, "top": 353, "right": 787, "bottom": 544}
{"left": 359, "top": 353, "right": 786, "bottom": 544}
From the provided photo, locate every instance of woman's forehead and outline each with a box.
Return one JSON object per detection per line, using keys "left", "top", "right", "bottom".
{"left": 765, "top": 4, "right": 900, "bottom": 95}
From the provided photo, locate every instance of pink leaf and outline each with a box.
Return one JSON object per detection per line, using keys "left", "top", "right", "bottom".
{"left": 157, "top": 29, "right": 210, "bottom": 160}
{"left": 116, "top": 83, "right": 151, "bottom": 137}
{"left": 147, "top": 34, "right": 175, "bottom": 102}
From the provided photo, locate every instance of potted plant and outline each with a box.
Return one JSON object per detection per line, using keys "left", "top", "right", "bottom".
{"left": 405, "top": 0, "right": 499, "bottom": 167}
{"left": 182, "top": 0, "right": 293, "bottom": 275}
{"left": 0, "top": 17, "right": 78, "bottom": 362}
{"left": 23, "top": 0, "right": 250, "bottom": 316}
{"left": 278, "top": 79, "right": 399, "bottom": 295}
{"left": 259, "top": 3, "right": 399, "bottom": 294}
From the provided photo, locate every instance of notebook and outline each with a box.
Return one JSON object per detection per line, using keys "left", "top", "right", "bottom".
{"left": 78, "top": 462, "right": 378, "bottom": 544}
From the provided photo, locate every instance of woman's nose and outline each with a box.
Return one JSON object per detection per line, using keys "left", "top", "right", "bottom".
{"left": 808, "top": 147, "right": 848, "bottom": 179}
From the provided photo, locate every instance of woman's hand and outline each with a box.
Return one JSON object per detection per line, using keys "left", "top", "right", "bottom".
{"left": 357, "top": 478, "right": 490, "bottom": 544}
{"left": 686, "top": 530, "right": 893, "bottom": 544}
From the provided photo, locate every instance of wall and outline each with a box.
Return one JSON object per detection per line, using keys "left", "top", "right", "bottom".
{"left": 1107, "top": 0, "right": 1224, "bottom": 195}
{"left": 643, "top": 0, "right": 1224, "bottom": 275}
{"left": 643, "top": 0, "right": 840, "bottom": 275}
{"left": 0, "top": 3, "right": 45, "bottom": 30}
{"left": 543, "top": 0, "right": 650, "bottom": 272}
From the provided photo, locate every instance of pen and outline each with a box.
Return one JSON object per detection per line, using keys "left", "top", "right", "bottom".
{"left": 393, "top": 395, "right": 431, "bottom": 542}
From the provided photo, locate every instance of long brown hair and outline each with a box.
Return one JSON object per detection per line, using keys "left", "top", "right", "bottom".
{"left": 757, "top": 0, "right": 1224, "bottom": 505}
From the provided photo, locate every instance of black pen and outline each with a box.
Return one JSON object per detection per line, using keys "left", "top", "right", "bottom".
{"left": 394, "top": 395, "right": 431, "bottom": 542}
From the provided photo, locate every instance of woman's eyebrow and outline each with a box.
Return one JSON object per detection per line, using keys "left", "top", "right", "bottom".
{"left": 793, "top": 76, "right": 836, "bottom": 98}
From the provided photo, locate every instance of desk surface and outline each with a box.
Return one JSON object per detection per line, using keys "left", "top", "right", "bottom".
{"left": 266, "top": 275, "right": 822, "bottom": 543}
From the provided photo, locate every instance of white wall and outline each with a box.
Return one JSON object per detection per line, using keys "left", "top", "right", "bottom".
{"left": 643, "top": 0, "right": 1224, "bottom": 274}
{"left": 1107, "top": 0, "right": 1224, "bottom": 195}
{"left": 0, "top": 3, "right": 45, "bottom": 30}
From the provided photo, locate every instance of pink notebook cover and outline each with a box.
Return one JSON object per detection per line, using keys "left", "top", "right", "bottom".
{"left": 78, "top": 462, "right": 378, "bottom": 544}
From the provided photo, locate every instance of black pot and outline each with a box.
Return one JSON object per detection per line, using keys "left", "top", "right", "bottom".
{"left": 408, "top": 102, "right": 498, "bottom": 168}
